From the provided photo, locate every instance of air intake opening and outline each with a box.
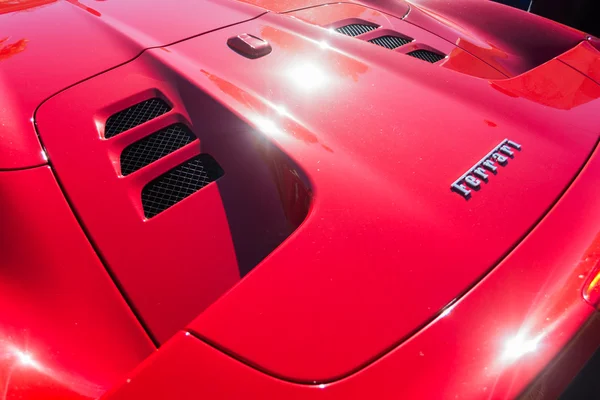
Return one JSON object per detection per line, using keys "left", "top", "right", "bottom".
{"left": 407, "top": 50, "right": 445, "bottom": 63}
{"left": 141, "top": 154, "right": 224, "bottom": 218}
{"left": 335, "top": 23, "right": 378, "bottom": 37}
{"left": 105, "top": 98, "right": 171, "bottom": 139}
{"left": 120, "top": 124, "right": 197, "bottom": 176}
{"left": 369, "top": 35, "right": 413, "bottom": 50}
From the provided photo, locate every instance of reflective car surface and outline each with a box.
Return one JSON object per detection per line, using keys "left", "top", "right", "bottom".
{"left": 0, "top": 0, "right": 599, "bottom": 399}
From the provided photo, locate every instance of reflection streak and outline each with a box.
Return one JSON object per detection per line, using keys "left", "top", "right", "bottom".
{"left": 502, "top": 333, "right": 543, "bottom": 361}
{"left": 0, "top": 337, "right": 104, "bottom": 399}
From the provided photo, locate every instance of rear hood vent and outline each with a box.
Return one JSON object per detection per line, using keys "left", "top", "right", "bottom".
{"left": 325, "top": 15, "right": 449, "bottom": 64}
{"left": 105, "top": 98, "right": 171, "bottom": 139}
{"left": 120, "top": 123, "right": 197, "bottom": 176}
{"left": 332, "top": 21, "right": 447, "bottom": 63}
{"left": 335, "top": 23, "right": 377, "bottom": 36}
{"left": 407, "top": 49, "right": 445, "bottom": 63}
{"left": 142, "top": 154, "right": 223, "bottom": 219}
{"left": 288, "top": 3, "right": 507, "bottom": 78}
{"left": 368, "top": 35, "right": 412, "bottom": 50}
{"left": 37, "top": 61, "right": 305, "bottom": 344}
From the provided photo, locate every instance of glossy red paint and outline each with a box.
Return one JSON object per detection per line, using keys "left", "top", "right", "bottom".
{"left": 164, "top": 13, "right": 597, "bottom": 381}
{"left": 35, "top": 57, "right": 302, "bottom": 344}
{"left": 578, "top": 227, "right": 600, "bottom": 308}
{"left": 558, "top": 41, "right": 600, "bottom": 84}
{"left": 233, "top": 0, "right": 590, "bottom": 77}
{"left": 0, "top": 166, "right": 154, "bottom": 399}
{"left": 109, "top": 135, "right": 600, "bottom": 399}
{"left": 3, "top": 0, "right": 600, "bottom": 398}
{"left": 403, "top": 0, "right": 589, "bottom": 77}
{"left": 287, "top": 3, "right": 506, "bottom": 79}
{"left": 233, "top": 0, "right": 366, "bottom": 13}
{"left": 37, "top": 2, "right": 600, "bottom": 386}
{"left": 32, "top": 7, "right": 594, "bottom": 378}
{"left": 0, "top": 0, "right": 265, "bottom": 169}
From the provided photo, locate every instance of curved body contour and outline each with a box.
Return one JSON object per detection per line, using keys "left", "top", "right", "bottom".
{"left": 1, "top": 0, "right": 599, "bottom": 399}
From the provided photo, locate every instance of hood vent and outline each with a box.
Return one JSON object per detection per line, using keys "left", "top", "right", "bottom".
{"left": 368, "top": 35, "right": 412, "bottom": 50}
{"left": 141, "top": 154, "right": 224, "bottom": 218}
{"left": 120, "top": 124, "right": 197, "bottom": 176}
{"left": 407, "top": 50, "right": 445, "bottom": 63}
{"left": 105, "top": 98, "right": 171, "bottom": 139}
{"left": 331, "top": 20, "right": 446, "bottom": 63}
{"left": 335, "top": 23, "right": 378, "bottom": 37}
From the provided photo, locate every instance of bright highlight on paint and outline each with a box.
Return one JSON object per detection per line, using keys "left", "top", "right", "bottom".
{"left": 13, "top": 348, "right": 40, "bottom": 369}
{"left": 287, "top": 62, "right": 327, "bottom": 92}
{"left": 502, "top": 334, "right": 541, "bottom": 361}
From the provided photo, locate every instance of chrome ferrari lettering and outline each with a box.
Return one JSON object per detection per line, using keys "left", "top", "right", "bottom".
{"left": 507, "top": 140, "right": 522, "bottom": 150}
{"left": 492, "top": 153, "right": 508, "bottom": 166}
{"left": 473, "top": 167, "right": 489, "bottom": 182}
{"left": 482, "top": 160, "right": 498, "bottom": 173}
{"left": 450, "top": 139, "right": 522, "bottom": 200}
{"left": 451, "top": 182, "right": 471, "bottom": 198}
{"left": 499, "top": 145, "right": 514, "bottom": 157}
{"left": 465, "top": 175, "right": 481, "bottom": 189}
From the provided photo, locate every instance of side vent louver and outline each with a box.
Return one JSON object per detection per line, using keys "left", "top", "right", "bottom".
{"left": 105, "top": 98, "right": 171, "bottom": 139}
{"left": 335, "top": 24, "right": 377, "bottom": 37}
{"left": 120, "top": 124, "right": 197, "bottom": 176}
{"left": 369, "top": 35, "right": 412, "bottom": 49}
{"left": 407, "top": 50, "right": 445, "bottom": 63}
{"left": 141, "top": 155, "right": 224, "bottom": 218}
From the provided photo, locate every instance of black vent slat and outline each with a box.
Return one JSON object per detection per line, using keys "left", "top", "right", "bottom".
{"left": 120, "top": 124, "right": 197, "bottom": 176}
{"left": 141, "top": 155, "right": 224, "bottom": 218}
{"left": 369, "top": 35, "right": 412, "bottom": 49}
{"left": 407, "top": 50, "right": 445, "bottom": 63}
{"left": 105, "top": 98, "right": 171, "bottom": 139}
{"left": 335, "top": 24, "right": 377, "bottom": 37}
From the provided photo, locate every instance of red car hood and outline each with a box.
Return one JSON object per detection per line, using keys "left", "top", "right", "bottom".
{"left": 0, "top": 0, "right": 266, "bottom": 169}
{"left": 2, "top": 0, "right": 590, "bottom": 169}
{"left": 34, "top": 2, "right": 600, "bottom": 384}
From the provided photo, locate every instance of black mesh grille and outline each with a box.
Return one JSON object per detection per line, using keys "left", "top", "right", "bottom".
{"left": 369, "top": 35, "right": 412, "bottom": 49}
{"left": 105, "top": 98, "right": 171, "bottom": 139}
{"left": 407, "top": 50, "right": 445, "bottom": 63}
{"left": 141, "top": 155, "right": 223, "bottom": 218}
{"left": 335, "top": 24, "right": 377, "bottom": 37}
{"left": 120, "top": 124, "right": 197, "bottom": 176}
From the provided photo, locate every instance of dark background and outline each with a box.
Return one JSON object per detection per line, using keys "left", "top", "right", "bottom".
{"left": 560, "top": 348, "right": 600, "bottom": 399}
{"left": 495, "top": 0, "right": 600, "bottom": 36}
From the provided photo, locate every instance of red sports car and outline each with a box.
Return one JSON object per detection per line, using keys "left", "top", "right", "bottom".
{"left": 1, "top": 0, "right": 599, "bottom": 398}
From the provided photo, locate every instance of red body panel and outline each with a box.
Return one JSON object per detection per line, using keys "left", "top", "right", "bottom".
{"left": 1, "top": 0, "right": 600, "bottom": 398}
{"left": 35, "top": 64, "right": 300, "bottom": 344}
{"left": 0, "top": 0, "right": 265, "bottom": 169}
{"left": 0, "top": 167, "right": 154, "bottom": 399}
{"left": 404, "top": 0, "right": 587, "bottom": 75}
{"left": 287, "top": 3, "right": 506, "bottom": 79}
{"left": 181, "top": 15, "right": 599, "bottom": 381}
{"left": 35, "top": 8, "right": 600, "bottom": 382}
{"left": 108, "top": 137, "right": 600, "bottom": 399}
{"left": 558, "top": 41, "right": 600, "bottom": 84}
